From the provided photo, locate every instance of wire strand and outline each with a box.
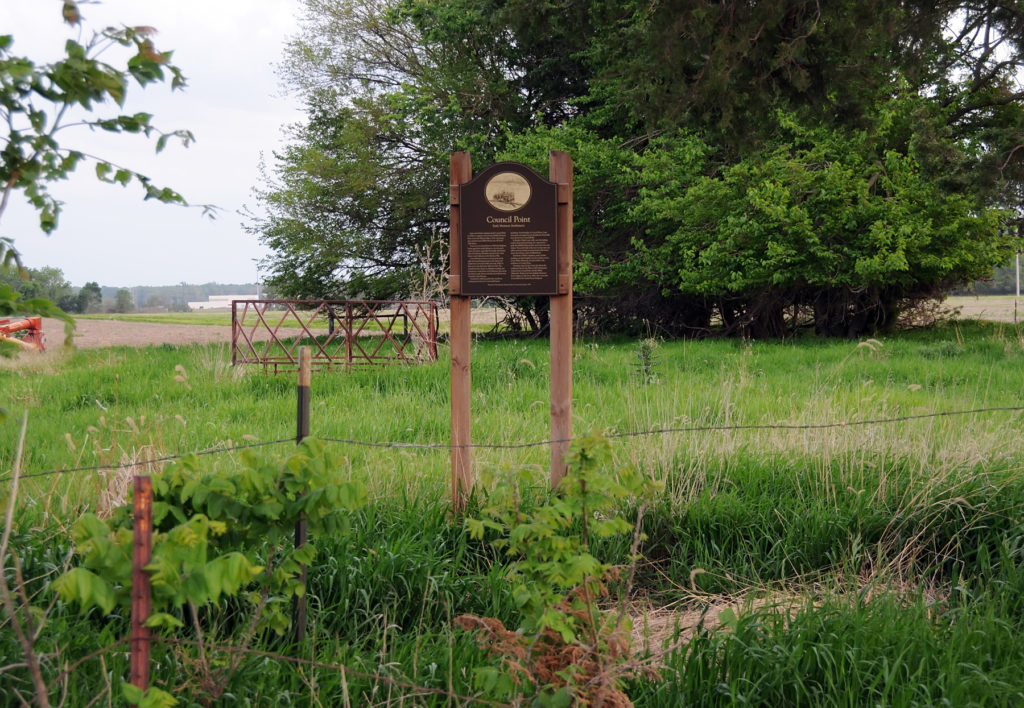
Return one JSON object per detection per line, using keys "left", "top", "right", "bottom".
{"left": 4, "top": 405, "right": 1023, "bottom": 483}
{"left": 317, "top": 406, "right": 1024, "bottom": 450}
{"left": 0, "top": 439, "right": 295, "bottom": 483}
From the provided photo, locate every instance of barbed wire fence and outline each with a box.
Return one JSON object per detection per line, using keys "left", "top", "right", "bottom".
{"left": 3, "top": 405, "right": 1023, "bottom": 484}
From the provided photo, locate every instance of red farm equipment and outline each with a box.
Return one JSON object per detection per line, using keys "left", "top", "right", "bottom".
{"left": 0, "top": 316, "right": 45, "bottom": 352}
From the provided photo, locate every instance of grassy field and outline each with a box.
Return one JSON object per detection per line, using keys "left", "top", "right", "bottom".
{"left": 2, "top": 321, "right": 1024, "bottom": 705}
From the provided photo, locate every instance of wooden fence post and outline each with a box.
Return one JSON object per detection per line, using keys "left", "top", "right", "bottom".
{"left": 294, "top": 347, "right": 311, "bottom": 643}
{"left": 130, "top": 475, "right": 153, "bottom": 693}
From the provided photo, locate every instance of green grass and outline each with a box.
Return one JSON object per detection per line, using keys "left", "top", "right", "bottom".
{"left": 78, "top": 311, "right": 236, "bottom": 326}
{"left": 79, "top": 306, "right": 503, "bottom": 333}
{"left": 3, "top": 320, "right": 1024, "bottom": 705}
{"left": 80, "top": 309, "right": 417, "bottom": 332}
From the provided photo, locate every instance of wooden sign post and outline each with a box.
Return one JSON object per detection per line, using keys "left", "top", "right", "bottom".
{"left": 549, "top": 152, "right": 573, "bottom": 486}
{"left": 449, "top": 153, "right": 474, "bottom": 514}
{"left": 449, "top": 151, "right": 574, "bottom": 511}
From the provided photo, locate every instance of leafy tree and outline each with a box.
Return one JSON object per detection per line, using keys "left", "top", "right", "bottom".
{"left": 628, "top": 117, "right": 1010, "bottom": 336}
{"left": 113, "top": 287, "right": 133, "bottom": 313}
{"left": 251, "top": 0, "right": 544, "bottom": 301}
{"left": 77, "top": 280, "right": 101, "bottom": 314}
{"left": 56, "top": 292, "right": 80, "bottom": 313}
{"left": 0, "top": 264, "right": 72, "bottom": 302}
{"left": 497, "top": 111, "right": 1012, "bottom": 337}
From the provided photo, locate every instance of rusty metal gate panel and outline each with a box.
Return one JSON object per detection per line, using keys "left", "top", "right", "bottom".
{"left": 231, "top": 299, "right": 439, "bottom": 373}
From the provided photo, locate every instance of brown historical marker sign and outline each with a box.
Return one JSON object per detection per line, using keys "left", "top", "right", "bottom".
{"left": 449, "top": 151, "right": 574, "bottom": 511}
{"left": 459, "top": 162, "right": 558, "bottom": 295}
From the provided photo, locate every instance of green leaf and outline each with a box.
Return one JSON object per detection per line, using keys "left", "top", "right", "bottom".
{"left": 335, "top": 481, "right": 368, "bottom": 509}
{"left": 140, "top": 687, "right": 178, "bottom": 708}
{"left": 207, "top": 493, "right": 226, "bottom": 519}
{"left": 539, "top": 687, "right": 574, "bottom": 708}
{"left": 182, "top": 571, "right": 209, "bottom": 605}
{"left": 54, "top": 567, "right": 116, "bottom": 614}
{"left": 64, "top": 39, "right": 85, "bottom": 59}
{"left": 28, "top": 110, "right": 46, "bottom": 132}
{"left": 292, "top": 543, "right": 316, "bottom": 566}
{"left": 144, "top": 612, "right": 184, "bottom": 629}
{"left": 251, "top": 500, "right": 284, "bottom": 519}
{"left": 122, "top": 682, "right": 145, "bottom": 705}
{"left": 466, "top": 517, "right": 485, "bottom": 539}
{"left": 122, "top": 683, "right": 177, "bottom": 708}
{"left": 205, "top": 559, "right": 224, "bottom": 604}
{"left": 179, "top": 478, "right": 201, "bottom": 504}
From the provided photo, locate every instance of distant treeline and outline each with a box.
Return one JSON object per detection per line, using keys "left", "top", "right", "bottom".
{"left": 101, "top": 282, "right": 261, "bottom": 310}
{"left": 952, "top": 259, "right": 1020, "bottom": 296}
{"left": 1, "top": 265, "right": 260, "bottom": 313}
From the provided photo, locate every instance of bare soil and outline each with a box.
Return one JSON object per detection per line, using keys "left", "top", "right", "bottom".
{"left": 41, "top": 318, "right": 233, "bottom": 350}
{"left": 944, "top": 296, "right": 1022, "bottom": 323}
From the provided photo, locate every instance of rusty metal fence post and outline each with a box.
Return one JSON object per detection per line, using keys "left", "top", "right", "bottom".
{"left": 345, "top": 303, "right": 354, "bottom": 369}
{"left": 429, "top": 303, "right": 438, "bottom": 361}
{"left": 130, "top": 476, "right": 153, "bottom": 693}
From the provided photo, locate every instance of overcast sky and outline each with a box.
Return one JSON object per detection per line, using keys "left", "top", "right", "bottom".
{"left": 0, "top": 0, "right": 304, "bottom": 287}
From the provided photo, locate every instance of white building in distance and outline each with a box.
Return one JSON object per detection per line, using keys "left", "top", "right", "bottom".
{"left": 186, "top": 294, "right": 258, "bottom": 311}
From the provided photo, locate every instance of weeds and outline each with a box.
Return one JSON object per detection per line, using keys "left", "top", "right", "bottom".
{"left": 634, "top": 338, "right": 661, "bottom": 384}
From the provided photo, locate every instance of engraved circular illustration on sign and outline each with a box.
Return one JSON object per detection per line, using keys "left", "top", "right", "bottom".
{"left": 485, "top": 172, "right": 531, "bottom": 211}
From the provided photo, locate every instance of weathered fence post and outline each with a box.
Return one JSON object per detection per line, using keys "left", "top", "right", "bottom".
{"left": 294, "top": 347, "right": 311, "bottom": 643}
{"left": 130, "top": 475, "right": 153, "bottom": 693}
